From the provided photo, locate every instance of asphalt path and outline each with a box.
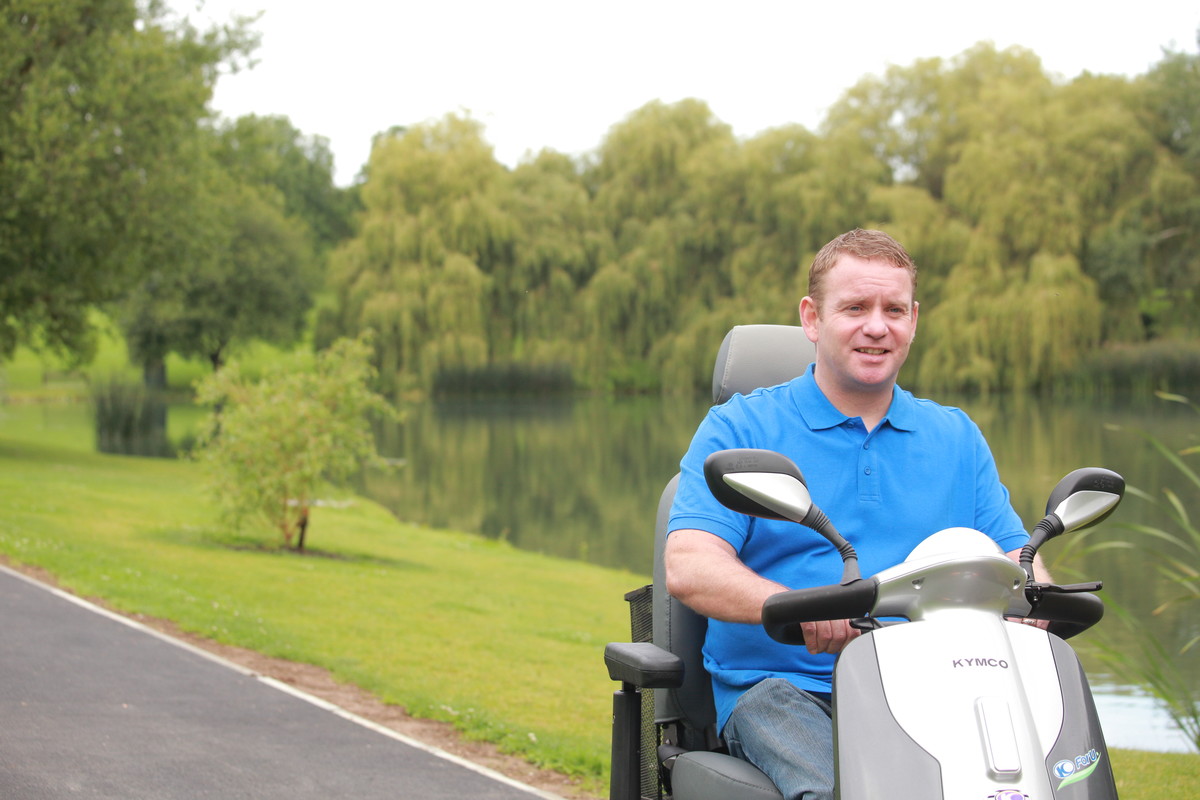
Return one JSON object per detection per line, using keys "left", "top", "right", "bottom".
{"left": 0, "top": 565, "right": 563, "bottom": 799}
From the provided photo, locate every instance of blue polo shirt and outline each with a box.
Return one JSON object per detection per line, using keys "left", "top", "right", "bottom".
{"left": 668, "top": 364, "right": 1028, "bottom": 731}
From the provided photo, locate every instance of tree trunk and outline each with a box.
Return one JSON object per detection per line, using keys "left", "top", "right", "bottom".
{"left": 296, "top": 507, "right": 309, "bottom": 551}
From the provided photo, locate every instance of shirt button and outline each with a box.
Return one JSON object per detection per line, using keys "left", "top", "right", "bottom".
{"left": 864, "top": 467, "right": 872, "bottom": 475}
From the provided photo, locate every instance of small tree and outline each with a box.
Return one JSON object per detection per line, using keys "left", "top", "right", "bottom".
{"left": 194, "top": 335, "right": 394, "bottom": 549}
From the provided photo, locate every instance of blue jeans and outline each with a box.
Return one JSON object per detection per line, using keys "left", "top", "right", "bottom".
{"left": 722, "top": 678, "right": 834, "bottom": 800}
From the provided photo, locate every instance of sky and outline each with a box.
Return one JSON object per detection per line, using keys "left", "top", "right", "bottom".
{"left": 166, "top": 1, "right": 1200, "bottom": 187}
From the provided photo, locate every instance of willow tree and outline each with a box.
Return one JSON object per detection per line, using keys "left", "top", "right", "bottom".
{"left": 503, "top": 151, "right": 612, "bottom": 368}
{"left": 651, "top": 122, "right": 895, "bottom": 394}
{"left": 327, "top": 115, "right": 513, "bottom": 394}
{"left": 1124, "top": 40, "right": 1200, "bottom": 338}
{"left": 579, "top": 99, "right": 740, "bottom": 389}
{"left": 910, "top": 63, "right": 1153, "bottom": 389}
{"left": 823, "top": 43, "right": 1170, "bottom": 391}
{"left": 823, "top": 43, "right": 1052, "bottom": 201}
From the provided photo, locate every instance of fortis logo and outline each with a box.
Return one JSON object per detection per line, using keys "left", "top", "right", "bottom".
{"left": 951, "top": 657, "right": 1010, "bottom": 669}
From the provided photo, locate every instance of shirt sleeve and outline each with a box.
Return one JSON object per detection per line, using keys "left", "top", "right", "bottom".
{"left": 666, "top": 405, "right": 754, "bottom": 550}
{"left": 970, "top": 421, "right": 1030, "bottom": 553}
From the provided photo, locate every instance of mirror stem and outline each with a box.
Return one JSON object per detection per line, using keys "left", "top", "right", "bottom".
{"left": 1020, "top": 515, "right": 1063, "bottom": 577}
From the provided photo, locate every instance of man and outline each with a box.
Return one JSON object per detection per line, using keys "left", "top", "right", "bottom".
{"left": 664, "top": 229, "right": 1048, "bottom": 800}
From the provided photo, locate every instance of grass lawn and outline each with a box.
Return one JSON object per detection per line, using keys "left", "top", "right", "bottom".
{"left": 0, "top": 399, "right": 1196, "bottom": 798}
{"left": 0, "top": 406, "right": 642, "bottom": 794}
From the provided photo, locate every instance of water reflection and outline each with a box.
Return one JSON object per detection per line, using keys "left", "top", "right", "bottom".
{"left": 365, "top": 393, "right": 1199, "bottom": 573}
{"left": 364, "top": 395, "right": 714, "bottom": 571}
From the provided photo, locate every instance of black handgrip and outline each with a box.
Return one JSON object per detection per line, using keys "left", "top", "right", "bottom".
{"left": 762, "top": 579, "right": 879, "bottom": 645}
{"left": 1026, "top": 591, "right": 1105, "bottom": 639}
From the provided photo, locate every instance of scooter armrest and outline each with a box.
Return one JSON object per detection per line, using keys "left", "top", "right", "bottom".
{"left": 604, "top": 642, "right": 685, "bottom": 688}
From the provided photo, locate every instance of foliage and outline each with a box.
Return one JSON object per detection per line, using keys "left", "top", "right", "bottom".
{"left": 119, "top": 114, "right": 350, "bottom": 383}
{"left": 316, "top": 39, "right": 1200, "bottom": 396}
{"left": 1072, "top": 340, "right": 1200, "bottom": 395}
{"left": 193, "top": 335, "right": 394, "bottom": 549}
{"left": 323, "top": 117, "right": 512, "bottom": 396}
{"left": 0, "top": 0, "right": 256, "bottom": 362}
{"left": 212, "top": 114, "right": 357, "bottom": 254}
{"left": 1090, "top": 392, "right": 1200, "bottom": 751}
{"left": 5, "top": 20, "right": 1200, "bottom": 399}
{"left": 120, "top": 167, "right": 320, "bottom": 376}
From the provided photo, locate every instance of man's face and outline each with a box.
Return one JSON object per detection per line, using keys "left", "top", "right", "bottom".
{"left": 799, "top": 254, "right": 919, "bottom": 396}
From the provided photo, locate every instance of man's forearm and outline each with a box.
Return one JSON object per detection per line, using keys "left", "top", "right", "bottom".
{"left": 665, "top": 529, "right": 787, "bottom": 624}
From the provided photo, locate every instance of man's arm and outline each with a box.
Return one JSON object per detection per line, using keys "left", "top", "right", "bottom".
{"left": 665, "top": 528, "right": 860, "bottom": 654}
{"left": 664, "top": 529, "right": 784, "bottom": 624}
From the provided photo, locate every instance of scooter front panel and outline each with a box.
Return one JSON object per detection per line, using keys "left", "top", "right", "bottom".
{"left": 841, "top": 614, "right": 1064, "bottom": 799}
{"left": 1041, "top": 636, "right": 1119, "bottom": 799}
{"left": 833, "top": 633, "right": 942, "bottom": 799}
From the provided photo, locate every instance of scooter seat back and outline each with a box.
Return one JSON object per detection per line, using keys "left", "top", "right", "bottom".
{"left": 655, "top": 324, "right": 817, "bottom": 745}
{"left": 607, "top": 324, "right": 815, "bottom": 800}
{"left": 653, "top": 473, "right": 716, "bottom": 743}
{"left": 712, "top": 324, "right": 816, "bottom": 405}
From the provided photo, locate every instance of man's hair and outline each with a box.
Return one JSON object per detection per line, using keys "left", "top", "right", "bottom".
{"left": 807, "top": 228, "right": 917, "bottom": 308}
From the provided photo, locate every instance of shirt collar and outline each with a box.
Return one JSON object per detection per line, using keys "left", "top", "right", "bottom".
{"left": 791, "top": 363, "right": 917, "bottom": 432}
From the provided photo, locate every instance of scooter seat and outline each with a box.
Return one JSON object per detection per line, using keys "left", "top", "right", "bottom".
{"left": 670, "top": 751, "right": 783, "bottom": 800}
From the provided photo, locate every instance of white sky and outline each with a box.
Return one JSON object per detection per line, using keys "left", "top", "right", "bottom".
{"left": 167, "top": 1, "right": 1199, "bottom": 186}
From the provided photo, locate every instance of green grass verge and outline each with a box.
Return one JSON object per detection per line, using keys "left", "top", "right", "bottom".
{"left": 0, "top": 416, "right": 640, "bottom": 794}
{"left": 1112, "top": 748, "right": 1200, "bottom": 799}
{"left": 0, "top": 406, "right": 1196, "bottom": 798}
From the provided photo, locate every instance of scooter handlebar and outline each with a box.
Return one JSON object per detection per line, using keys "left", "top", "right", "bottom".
{"left": 763, "top": 580, "right": 1104, "bottom": 644}
{"left": 1025, "top": 589, "right": 1105, "bottom": 639}
{"left": 762, "top": 579, "right": 879, "bottom": 645}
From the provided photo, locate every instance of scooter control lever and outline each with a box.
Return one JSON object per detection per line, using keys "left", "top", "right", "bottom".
{"left": 1037, "top": 581, "right": 1104, "bottom": 594}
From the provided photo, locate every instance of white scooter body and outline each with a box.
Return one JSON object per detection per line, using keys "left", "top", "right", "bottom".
{"left": 832, "top": 529, "right": 1116, "bottom": 799}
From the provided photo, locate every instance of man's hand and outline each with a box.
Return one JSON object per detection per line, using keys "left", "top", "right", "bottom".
{"left": 801, "top": 619, "right": 861, "bottom": 654}
{"left": 1012, "top": 617, "right": 1050, "bottom": 631}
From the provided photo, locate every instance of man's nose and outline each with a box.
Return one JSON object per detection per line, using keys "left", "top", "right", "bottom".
{"left": 862, "top": 308, "right": 888, "bottom": 337}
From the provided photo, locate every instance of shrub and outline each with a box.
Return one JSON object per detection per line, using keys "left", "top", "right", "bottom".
{"left": 194, "top": 335, "right": 395, "bottom": 549}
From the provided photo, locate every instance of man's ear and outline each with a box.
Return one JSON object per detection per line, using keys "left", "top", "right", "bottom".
{"left": 799, "top": 296, "right": 819, "bottom": 343}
